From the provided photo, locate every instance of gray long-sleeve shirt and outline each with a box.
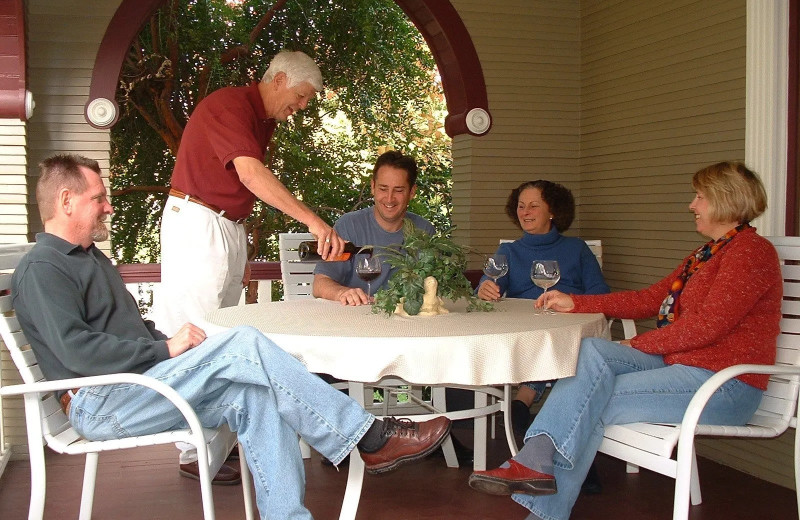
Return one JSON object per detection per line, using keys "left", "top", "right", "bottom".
{"left": 12, "top": 233, "right": 170, "bottom": 387}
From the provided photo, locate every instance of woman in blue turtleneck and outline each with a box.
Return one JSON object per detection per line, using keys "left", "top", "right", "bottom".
{"left": 477, "top": 179, "right": 610, "bottom": 494}
{"left": 477, "top": 180, "right": 609, "bottom": 302}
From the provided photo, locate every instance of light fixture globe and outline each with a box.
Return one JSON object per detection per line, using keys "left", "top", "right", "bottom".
{"left": 24, "top": 90, "right": 35, "bottom": 120}
{"left": 86, "top": 97, "right": 117, "bottom": 128}
{"left": 465, "top": 108, "right": 491, "bottom": 135}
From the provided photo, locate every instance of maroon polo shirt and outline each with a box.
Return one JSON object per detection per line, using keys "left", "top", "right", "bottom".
{"left": 170, "top": 82, "right": 277, "bottom": 221}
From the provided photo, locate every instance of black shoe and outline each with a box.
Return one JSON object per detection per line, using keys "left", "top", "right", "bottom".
{"left": 435, "top": 434, "right": 474, "bottom": 464}
{"left": 511, "top": 399, "right": 532, "bottom": 437}
{"left": 580, "top": 462, "right": 603, "bottom": 495}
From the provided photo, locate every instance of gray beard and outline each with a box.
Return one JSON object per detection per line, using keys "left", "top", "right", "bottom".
{"left": 91, "top": 223, "right": 109, "bottom": 243}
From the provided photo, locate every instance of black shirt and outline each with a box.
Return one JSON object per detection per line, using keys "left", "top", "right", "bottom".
{"left": 12, "top": 233, "right": 169, "bottom": 385}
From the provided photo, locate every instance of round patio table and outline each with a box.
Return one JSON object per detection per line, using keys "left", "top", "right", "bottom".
{"left": 203, "top": 297, "right": 609, "bottom": 520}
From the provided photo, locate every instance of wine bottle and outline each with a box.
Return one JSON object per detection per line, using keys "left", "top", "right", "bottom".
{"left": 297, "top": 240, "right": 373, "bottom": 262}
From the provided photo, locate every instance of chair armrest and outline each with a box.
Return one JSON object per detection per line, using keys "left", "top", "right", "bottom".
{"left": 0, "top": 373, "right": 206, "bottom": 441}
{"left": 678, "top": 364, "right": 800, "bottom": 440}
{"left": 673, "top": 364, "right": 800, "bottom": 519}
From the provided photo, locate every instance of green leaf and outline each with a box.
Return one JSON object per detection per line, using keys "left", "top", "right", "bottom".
{"left": 372, "top": 220, "right": 493, "bottom": 315}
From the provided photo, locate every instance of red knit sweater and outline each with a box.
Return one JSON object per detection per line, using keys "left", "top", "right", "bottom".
{"left": 571, "top": 228, "right": 782, "bottom": 389}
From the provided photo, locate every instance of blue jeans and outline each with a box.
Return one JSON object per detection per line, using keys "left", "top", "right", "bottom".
{"left": 68, "top": 326, "right": 374, "bottom": 520}
{"left": 514, "top": 337, "right": 763, "bottom": 520}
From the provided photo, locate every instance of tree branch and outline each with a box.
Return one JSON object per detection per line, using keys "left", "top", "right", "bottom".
{"left": 111, "top": 185, "right": 169, "bottom": 197}
{"left": 220, "top": 0, "right": 288, "bottom": 64}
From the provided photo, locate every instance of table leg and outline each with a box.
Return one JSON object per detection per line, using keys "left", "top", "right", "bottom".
{"left": 431, "top": 386, "right": 459, "bottom": 468}
{"left": 473, "top": 391, "right": 487, "bottom": 471}
{"left": 339, "top": 382, "right": 366, "bottom": 520}
{"left": 503, "top": 384, "right": 519, "bottom": 456}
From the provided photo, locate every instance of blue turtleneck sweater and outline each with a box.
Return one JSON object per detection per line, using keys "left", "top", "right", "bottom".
{"left": 479, "top": 227, "right": 610, "bottom": 299}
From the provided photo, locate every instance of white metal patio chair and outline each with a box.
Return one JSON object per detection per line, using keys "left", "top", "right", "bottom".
{"left": 597, "top": 235, "right": 800, "bottom": 520}
{"left": 0, "top": 243, "right": 254, "bottom": 520}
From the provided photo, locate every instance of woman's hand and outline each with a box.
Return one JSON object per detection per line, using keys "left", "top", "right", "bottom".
{"left": 477, "top": 280, "right": 502, "bottom": 301}
{"left": 536, "top": 289, "right": 575, "bottom": 312}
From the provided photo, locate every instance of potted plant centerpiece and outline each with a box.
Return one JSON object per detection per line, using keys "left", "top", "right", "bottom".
{"left": 372, "top": 220, "right": 493, "bottom": 316}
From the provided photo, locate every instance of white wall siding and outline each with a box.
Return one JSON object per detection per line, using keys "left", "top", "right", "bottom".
{"left": 450, "top": 0, "right": 582, "bottom": 263}
{"left": 0, "top": 120, "right": 28, "bottom": 244}
{"left": 1, "top": 0, "right": 120, "bottom": 457}
{"left": 580, "top": 0, "right": 747, "bottom": 297}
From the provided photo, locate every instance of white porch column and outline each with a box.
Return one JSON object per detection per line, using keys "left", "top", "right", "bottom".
{"left": 746, "top": 0, "right": 789, "bottom": 236}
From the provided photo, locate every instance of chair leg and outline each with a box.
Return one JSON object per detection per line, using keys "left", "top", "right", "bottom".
{"left": 299, "top": 438, "right": 311, "bottom": 459}
{"left": 795, "top": 421, "right": 800, "bottom": 520}
{"left": 689, "top": 449, "right": 702, "bottom": 506}
{"left": 195, "top": 443, "right": 216, "bottom": 520}
{"left": 26, "top": 442, "right": 47, "bottom": 520}
{"left": 23, "top": 397, "right": 46, "bottom": 520}
{"left": 238, "top": 443, "right": 255, "bottom": 520}
{"left": 78, "top": 452, "right": 99, "bottom": 520}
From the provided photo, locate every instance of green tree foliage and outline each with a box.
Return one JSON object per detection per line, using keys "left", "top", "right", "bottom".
{"left": 110, "top": 0, "right": 452, "bottom": 264}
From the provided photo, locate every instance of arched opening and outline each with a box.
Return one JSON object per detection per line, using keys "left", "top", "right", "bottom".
{"left": 84, "top": 0, "right": 491, "bottom": 137}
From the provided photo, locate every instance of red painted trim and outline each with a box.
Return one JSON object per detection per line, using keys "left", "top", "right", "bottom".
{"left": 117, "top": 262, "right": 478, "bottom": 290}
{"left": 0, "top": 0, "right": 28, "bottom": 120}
{"left": 395, "top": 0, "right": 491, "bottom": 136}
{"left": 788, "top": 0, "right": 799, "bottom": 236}
{"left": 117, "top": 261, "right": 283, "bottom": 284}
{"left": 85, "top": 0, "right": 164, "bottom": 128}
{"left": 87, "top": 0, "right": 490, "bottom": 136}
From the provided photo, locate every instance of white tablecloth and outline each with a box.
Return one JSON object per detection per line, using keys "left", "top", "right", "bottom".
{"left": 204, "top": 298, "right": 609, "bottom": 386}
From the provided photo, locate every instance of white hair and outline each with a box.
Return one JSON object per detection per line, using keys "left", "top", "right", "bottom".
{"left": 261, "top": 50, "right": 323, "bottom": 91}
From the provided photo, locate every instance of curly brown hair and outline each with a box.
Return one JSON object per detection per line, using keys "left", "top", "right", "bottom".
{"left": 504, "top": 180, "right": 575, "bottom": 232}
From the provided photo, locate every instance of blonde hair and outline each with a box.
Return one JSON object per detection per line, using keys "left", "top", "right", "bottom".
{"left": 261, "top": 50, "right": 323, "bottom": 91}
{"left": 691, "top": 162, "right": 767, "bottom": 224}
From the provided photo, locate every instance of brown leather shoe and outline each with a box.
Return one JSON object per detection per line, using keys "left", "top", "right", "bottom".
{"left": 179, "top": 461, "right": 241, "bottom": 486}
{"left": 468, "top": 459, "right": 556, "bottom": 496}
{"left": 360, "top": 416, "right": 451, "bottom": 475}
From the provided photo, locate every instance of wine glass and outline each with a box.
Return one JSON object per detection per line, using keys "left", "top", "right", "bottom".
{"left": 483, "top": 254, "right": 509, "bottom": 300}
{"left": 356, "top": 255, "right": 382, "bottom": 301}
{"left": 531, "top": 260, "right": 561, "bottom": 314}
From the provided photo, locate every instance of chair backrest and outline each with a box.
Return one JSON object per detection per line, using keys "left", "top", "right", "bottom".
{"left": 0, "top": 243, "right": 77, "bottom": 445}
{"left": 499, "top": 238, "right": 603, "bottom": 268}
{"left": 750, "top": 236, "right": 800, "bottom": 427}
{"left": 278, "top": 232, "right": 316, "bottom": 300}
{"left": 584, "top": 239, "right": 602, "bottom": 268}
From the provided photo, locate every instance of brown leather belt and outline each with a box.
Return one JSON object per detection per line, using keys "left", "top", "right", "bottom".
{"left": 60, "top": 388, "right": 81, "bottom": 415}
{"left": 168, "top": 187, "right": 244, "bottom": 223}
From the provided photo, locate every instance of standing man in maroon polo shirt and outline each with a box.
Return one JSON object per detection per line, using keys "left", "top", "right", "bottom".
{"left": 156, "top": 50, "right": 346, "bottom": 483}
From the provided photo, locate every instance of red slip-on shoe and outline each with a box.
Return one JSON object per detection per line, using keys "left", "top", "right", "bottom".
{"left": 468, "top": 459, "right": 557, "bottom": 496}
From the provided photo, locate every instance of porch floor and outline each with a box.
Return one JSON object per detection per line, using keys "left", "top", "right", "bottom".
{"left": 0, "top": 424, "right": 796, "bottom": 520}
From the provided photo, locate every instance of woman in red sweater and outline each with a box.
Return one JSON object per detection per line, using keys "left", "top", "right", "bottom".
{"left": 468, "top": 162, "right": 782, "bottom": 520}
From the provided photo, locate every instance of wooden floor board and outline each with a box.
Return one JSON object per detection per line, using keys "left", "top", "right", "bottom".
{"left": 0, "top": 427, "right": 796, "bottom": 519}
